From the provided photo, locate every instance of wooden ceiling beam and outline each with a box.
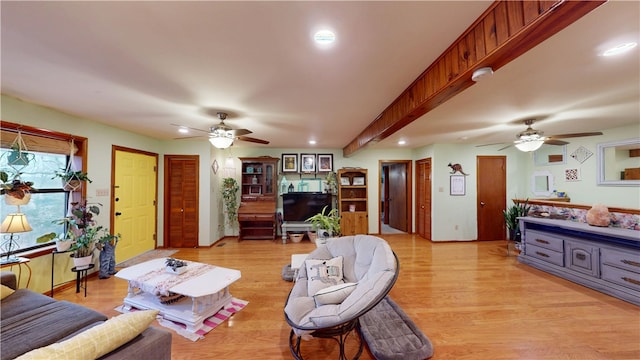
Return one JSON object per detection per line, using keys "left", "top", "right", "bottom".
{"left": 342, "top": 0, "right": 606, "bottom": 157}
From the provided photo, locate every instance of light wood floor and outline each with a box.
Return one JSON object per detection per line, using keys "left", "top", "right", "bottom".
{"left": 53, "top": 235, "right": 640, "bottom": 360}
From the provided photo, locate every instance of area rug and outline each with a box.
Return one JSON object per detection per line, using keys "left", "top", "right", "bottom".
{"left": 115, "top": 298, "right": 248, "bottom": 342}
{"left": 115, "top": 249, "right": 178, "bottom": 268}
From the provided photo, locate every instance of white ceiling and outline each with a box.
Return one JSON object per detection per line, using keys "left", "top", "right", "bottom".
{"left": 1, "top": 1, "right": 638, "bottom": 151}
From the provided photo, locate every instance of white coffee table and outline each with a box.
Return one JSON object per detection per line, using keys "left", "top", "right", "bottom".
{"left": 115, "top": 258, "right": 241, "bottom": 332}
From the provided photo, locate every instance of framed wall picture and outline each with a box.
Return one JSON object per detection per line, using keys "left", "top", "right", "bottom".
{"left": 282, "top": 153, "right": 298, "bottom": 173}
{"left": 300, "top": 153, "right": 316, "bottom": 173}
{"left": 450, "top": 175, "right": 465, "bottom": 196}
{"left": 317, "top": 154, "right": 333, "bottom": 172}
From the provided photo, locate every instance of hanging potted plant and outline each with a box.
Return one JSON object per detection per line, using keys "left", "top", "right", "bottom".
{"left": 305, "top": 205, "right": 341, "bottom": 245}
{"left": 52, "top": 169, "right": 92, "bottom": 191}
{"left": 221, "top": 177, "right": 239, "bottom": 226}
{"left": 0, "top": 171, "right": 34, "bottom": 205}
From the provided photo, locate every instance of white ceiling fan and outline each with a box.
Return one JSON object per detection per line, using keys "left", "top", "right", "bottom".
{"left": 173, "top": 112, "right": 269, "bottom": 149}
{"left": 480, "top": 119, "right": 603, "bottom": 152}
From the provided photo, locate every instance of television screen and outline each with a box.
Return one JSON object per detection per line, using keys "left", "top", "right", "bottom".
{"left": 283, "top": 192, "right": 333, "bottom": 222}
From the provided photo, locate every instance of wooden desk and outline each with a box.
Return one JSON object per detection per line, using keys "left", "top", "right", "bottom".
{"left": 238, "top": 201, "right": 276, "bottom": 240}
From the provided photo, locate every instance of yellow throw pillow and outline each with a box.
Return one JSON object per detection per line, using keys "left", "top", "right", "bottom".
{"left": 15, "top": 309, "right": 159, "bottom": 360}
{"left": 0, "top": 284, "right": 15, "bottom": 300}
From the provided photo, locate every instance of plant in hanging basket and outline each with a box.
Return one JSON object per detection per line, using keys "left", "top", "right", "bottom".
{"left": 0, "top": 171, "right": 35, "bottom": 200}
{"left": 52, "top": 169, "right": 92, "bottom": 190}
{"left": 221, "top": 177, "right": 240, "bottom": 225}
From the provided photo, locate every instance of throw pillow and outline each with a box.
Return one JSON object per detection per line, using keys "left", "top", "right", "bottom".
{"left": 15, "top": 309, "right": 159, "bottom": 360}
{"left": 0, "top": 284, "right": 15, "bottom": 300}
{"left": 305, "top": 256, "right": 344, "bottom": 296}
{"left": 314, "top": 282, "right": 357, "bottom": 306}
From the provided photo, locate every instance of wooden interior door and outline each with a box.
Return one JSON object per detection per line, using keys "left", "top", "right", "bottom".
{"left": 416, "top": 158, "right": 431, "bottom": 240}
{"left": 388, "top": 163, "right": 408, "bottom": 232}
{"left": 113, "top": 147, "right": 158, "bottom": 262}
{"left": 164, "top": 155, "right": 199, "bottom": 248}
{"left": 477, "top": 156, "right": 506, "bottom": 240}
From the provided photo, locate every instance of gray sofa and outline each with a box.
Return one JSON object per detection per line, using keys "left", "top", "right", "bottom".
{"left": 0, "top": 271, "right": 172, "bottom": 360}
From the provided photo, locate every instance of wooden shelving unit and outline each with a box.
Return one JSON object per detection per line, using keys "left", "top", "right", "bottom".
{"left": 337, "top": 168, "right": 368, "bottom": 236}
{"left": 238, "top": 157, "right": 279, "bottom": 240}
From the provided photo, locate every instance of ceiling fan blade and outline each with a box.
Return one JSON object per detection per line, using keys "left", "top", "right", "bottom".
{"left": 544, "top": 139, "right": 569, "bottom": 146}
{"left": 228, "top": 128, "right": 252, "bottom": 136}
{"left": 548, "top": 131, "right": 603, "bottom": 139}
{"left": 173, "top": 135, "right": 208, "bottom": 140}
{"left": 498, "top": 144, "right": 513, "bottom": 151}
{"left": 475, "top": 142, "right": 507, "bottom": 147}
{"left": 237, "top": 136, "right": 269, "bottom": 145}
{"left": 170, "top": 123, "right": 210, "bottom": 134}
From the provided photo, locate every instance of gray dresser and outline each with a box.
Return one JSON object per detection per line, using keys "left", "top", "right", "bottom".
{"left": 518, "top": 217, "right": 640, "bottom": 306}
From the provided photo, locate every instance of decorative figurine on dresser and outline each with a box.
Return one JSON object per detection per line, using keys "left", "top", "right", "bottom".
{"left": 237, "top": 157, "right": 279, "bottom": 240}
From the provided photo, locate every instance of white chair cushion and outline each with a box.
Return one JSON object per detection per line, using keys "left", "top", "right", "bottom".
{"left": 305, "top": 256, "right": 344, "bottom": 296}
{"left": 314, "top": 282, "right": 357, "bottom": 306}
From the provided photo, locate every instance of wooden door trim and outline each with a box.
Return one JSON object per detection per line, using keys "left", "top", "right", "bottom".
{"left": 378, "top": 160, "right": 412, "bottom": 234}
{"left": 415, "top": 157, "right": 431, "bottom": 240}
{"left": 111, "top": 146, "right": 159, "bottom": 246}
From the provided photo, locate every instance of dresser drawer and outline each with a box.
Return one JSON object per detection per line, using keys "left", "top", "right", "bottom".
{"left": 564, "top": 240, "right": 600, "bottom": 277}
{"left": 602, "top": 264, "right": 640, "bottom": 292}
{"left": 526, "top": 243, "right": 564, "bottom": 266}
{"left": 601, "top": 247, "right": 640, "bottom": 274}
{"left": 525, "top": 230, "right": 564, "bottom": 252}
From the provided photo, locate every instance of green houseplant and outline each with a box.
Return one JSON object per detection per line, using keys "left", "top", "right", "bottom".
{"left": 221, "top": 177, "right": 239, "bottom": 226}
{"left": 306, "top": 205, "right": 341, "bottom": 240}
{"left": 53, "top": 169, "right": 92, "bottom": 191}
{"left": 503, "top": 199, "right": 530, "bottom": 242}
{"left": 46, "top": 200, "right": 119, "bottom": 268}
{"left": 0, "top": 170, "right": 34, "bottom": 205}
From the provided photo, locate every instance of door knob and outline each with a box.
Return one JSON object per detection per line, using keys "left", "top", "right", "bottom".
{"left": 480, "top": 201, "right": 486, "bottom": 207}
{"left": 115, "top": 212, "right": 122, "bottom": 216}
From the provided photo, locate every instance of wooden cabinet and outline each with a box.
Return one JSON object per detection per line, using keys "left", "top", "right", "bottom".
{"left": 337, "top": 168, "right": 368, "bottom": 236}
{"left": 519, "top": 217, "right": 640, "bottom": 306}
{"left": 239, "top": 157, "right": 279, "bottom": 201}
{"left": 238, "top": 157, "right": 279, "bottom": 240}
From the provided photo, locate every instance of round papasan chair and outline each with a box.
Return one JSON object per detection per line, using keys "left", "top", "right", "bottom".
{"left": 284, "top": 234, "right": 399, "bottom": 359}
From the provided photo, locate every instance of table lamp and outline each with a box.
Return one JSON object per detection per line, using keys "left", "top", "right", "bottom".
{"left": 0, "top": 213, "right": 32, "bottom": 264}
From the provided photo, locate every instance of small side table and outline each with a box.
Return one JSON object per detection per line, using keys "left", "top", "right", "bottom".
{"left": 0, "top": 257, "right": 31, "bottom": 288}
{"left": 71, "top": 263, "right": 95, "bottom": 297}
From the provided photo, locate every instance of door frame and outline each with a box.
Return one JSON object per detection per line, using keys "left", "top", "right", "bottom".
{"left": 378, "top": 160, "right": 412, "bottom": 234}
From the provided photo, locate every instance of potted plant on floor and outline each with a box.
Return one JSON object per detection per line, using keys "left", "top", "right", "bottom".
{"left": 503, "top": 199, "right": 530, "bottom": 246}
{"left": 305, "top": 205, "right": 341, "bottom": 245}
{"left": 0, "top": 171, "right": 34, "bottom": 206}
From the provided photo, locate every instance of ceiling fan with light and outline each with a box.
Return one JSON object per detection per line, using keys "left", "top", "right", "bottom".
{"left": 173, "top": 112, "right": 269, "bottom": 149}
{"left": 480, "top": 119, "right": 603, "bottom": 152}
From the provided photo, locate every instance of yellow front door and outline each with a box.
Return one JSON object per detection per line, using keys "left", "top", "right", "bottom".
{"left": 113, "top": 148, "right": 158, "bottom": 262}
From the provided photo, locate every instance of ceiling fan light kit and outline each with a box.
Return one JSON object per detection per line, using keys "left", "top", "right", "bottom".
{"left": 209, "top": 132, "right": 234, "bottom": 149}
{"left": 514, "top": 137, "right": 545, "bottom": 152}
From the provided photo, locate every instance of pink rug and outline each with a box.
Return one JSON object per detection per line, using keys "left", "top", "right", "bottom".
{"left": 115, "top": 298, "right": 248, "bottom": 341}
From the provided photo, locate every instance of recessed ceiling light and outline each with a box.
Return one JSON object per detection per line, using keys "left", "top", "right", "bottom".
{"left": 308, "top": 140, "right": 317, "bottom": 145}
{"left": 178, "top": 127, "right": 189, "bottom": 134}
{"left": 602, "top": 42, "right": 637, "bottom": 56}
{"left": 398, "top": 140, "right": 406, "bottom": 145}
{"left": 314, "top": 30, "right": 335, "bottom": 45}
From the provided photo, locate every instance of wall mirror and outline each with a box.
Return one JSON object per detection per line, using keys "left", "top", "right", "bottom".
{"left": 534, "top": 144, "right": 566, "bottom": 166}
{"left": 596, "top": 138, "right": 640, "bottom": 186}
{"left": 531, "top": 170, "right": 554, "bottom": 197}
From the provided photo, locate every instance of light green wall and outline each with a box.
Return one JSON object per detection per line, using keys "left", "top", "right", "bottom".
{"left": 3, "top": 94, "right": 638, "bottom": 292}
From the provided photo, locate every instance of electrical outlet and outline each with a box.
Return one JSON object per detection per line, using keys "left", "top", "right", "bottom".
{"left": 96, "top": 189, "right": 109, "bottom": 197}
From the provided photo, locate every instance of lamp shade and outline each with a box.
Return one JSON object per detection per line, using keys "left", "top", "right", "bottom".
{"left": 209, "top": 128, "right": 234, "bottom": 149}
{"left": 514, "top": 138, "right": 545, "bottom": 152}
{"left": 1, "top": 213, "right": 32, "bottom": 233}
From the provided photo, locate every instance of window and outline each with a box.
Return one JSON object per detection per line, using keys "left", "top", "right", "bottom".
{"left": 0, "top": 121, "right": 87, "bottom": 255}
